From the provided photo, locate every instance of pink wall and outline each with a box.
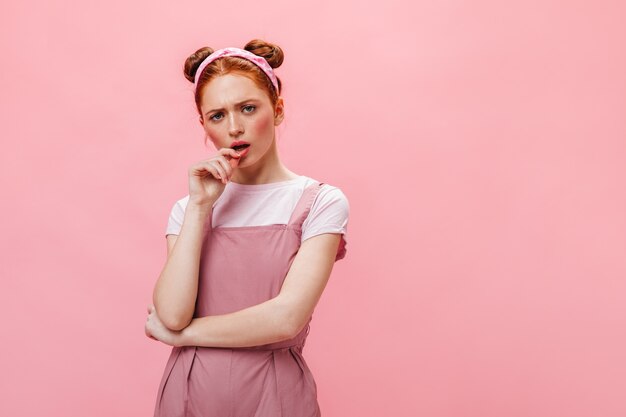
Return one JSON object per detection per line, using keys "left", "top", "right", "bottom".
{"left": 1, "top": 1, "right": 625, "bottom": 416}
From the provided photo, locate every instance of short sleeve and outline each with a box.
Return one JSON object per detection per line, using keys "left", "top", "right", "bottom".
{"left": 301, "top": 186, "right": 350, "bottom": 261}
{"left": 165, "top": 197, "right": 187, "bottom": 237}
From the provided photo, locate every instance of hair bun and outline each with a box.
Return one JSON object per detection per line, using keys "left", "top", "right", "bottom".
{"left": 244, "top": 39, "right": 284, "bottom": 69}
{"left": 183, "top": 46, "right": 214, "bottom": 83}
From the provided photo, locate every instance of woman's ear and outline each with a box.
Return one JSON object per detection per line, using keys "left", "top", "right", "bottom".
{"left": 274, "top": 97, "right": 285, "bottom": 126}
{"left": 199, "top": 116, "right": 204, "bottom": 126}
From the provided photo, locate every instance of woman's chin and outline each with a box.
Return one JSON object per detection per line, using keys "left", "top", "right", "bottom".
{"left": 238, "top": 153, "right": 259, "bottom": 167}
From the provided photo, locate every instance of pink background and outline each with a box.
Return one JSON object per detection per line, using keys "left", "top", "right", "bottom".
{"left": 1, "top": 1, "right": 625, "bottom": 416}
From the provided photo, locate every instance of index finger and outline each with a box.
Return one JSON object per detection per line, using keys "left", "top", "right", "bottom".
{"left": 219, "top": 147, "right": 241, "bottom": 169}
{"left": 229, "top": 155, "right": 240, "bottom": 170}
{"left": 219, "top": 147, "right": 241, "bottom": 158}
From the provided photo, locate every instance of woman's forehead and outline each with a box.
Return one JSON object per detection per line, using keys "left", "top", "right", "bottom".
{"left": 200, "top": 74, "right": 269, "bottom": 107}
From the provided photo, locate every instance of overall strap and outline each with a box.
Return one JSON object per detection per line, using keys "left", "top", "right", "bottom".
{"left": 287, "top": 182, "right": 325, "bottom": 227}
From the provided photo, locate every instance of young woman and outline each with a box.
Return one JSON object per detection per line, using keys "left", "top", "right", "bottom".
{"left": 145, "top": 39, "right": 349, "bottom": 417}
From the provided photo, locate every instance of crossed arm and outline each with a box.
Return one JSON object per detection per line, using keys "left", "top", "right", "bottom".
{"left": 148, "top": 207, "right": 342, "bottom": 348}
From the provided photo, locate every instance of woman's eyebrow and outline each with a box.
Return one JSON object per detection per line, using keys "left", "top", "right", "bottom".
{"left": 205, "top": 98, "right": 261, "bottom": 116}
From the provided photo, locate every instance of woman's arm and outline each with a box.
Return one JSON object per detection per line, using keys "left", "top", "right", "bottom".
{"left": 152, "top": 203, "right": 212, "bottom": 331}
{"left": 177, "top": 233, "right": 342, "bottom": 348}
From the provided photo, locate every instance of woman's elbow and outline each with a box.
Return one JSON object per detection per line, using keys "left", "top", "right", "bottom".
{"left": 154, "top": 304, "right": 192, "bottom": 331}
{"left": 278, "top": 308, "right": 306, "bottom": 340}
{"left": 161, "top": 314, "right": 190, "bottom": 332}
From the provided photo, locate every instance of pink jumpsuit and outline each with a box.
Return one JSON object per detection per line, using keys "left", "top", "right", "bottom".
{"left": 153, "top": 181, "right": 347, "bottom": 417}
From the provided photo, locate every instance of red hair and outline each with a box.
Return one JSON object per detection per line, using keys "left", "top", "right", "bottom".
{"left": 183, "top": 39, "right": 284, "bottom": 118}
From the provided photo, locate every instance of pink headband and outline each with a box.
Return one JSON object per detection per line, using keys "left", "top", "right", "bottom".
{"left": 194, "top": 47, "right": 279, "bottom": 92}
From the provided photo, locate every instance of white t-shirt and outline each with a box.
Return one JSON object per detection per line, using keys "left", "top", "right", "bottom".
{"left": 165, "top": 175, "right": 349, "bottom": 250}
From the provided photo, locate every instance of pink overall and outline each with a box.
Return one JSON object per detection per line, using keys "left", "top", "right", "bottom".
{"left": 153, "top": 182, "right": 346, "bottom": 417}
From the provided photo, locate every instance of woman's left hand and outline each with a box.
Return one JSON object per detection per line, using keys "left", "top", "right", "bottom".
{"left": 145, "top": 304, "right": 184, "bottom": 347}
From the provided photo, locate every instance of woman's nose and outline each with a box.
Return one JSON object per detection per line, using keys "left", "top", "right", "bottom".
{"left": 228, "top": 114, "right": 244, "bottom": 136}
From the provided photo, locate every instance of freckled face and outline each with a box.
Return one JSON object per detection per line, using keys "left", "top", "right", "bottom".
{"left": 199, "top": 74, "right": 278, "bottom": 167}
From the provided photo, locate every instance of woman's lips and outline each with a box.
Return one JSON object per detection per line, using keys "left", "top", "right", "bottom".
{"left": 231, "top": 140, "right": 250, "bottom": 148}
{"left": 236, "top": 145, "right": 250, "bottom": 157}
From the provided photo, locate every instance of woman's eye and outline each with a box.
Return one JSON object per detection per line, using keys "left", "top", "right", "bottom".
{"left": 210, "top": 106, "right": 254, "bottom": 122}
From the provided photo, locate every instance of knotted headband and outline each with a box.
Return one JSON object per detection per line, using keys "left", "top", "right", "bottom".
{"left": 193, "top": 47, "right": 279, "bottom": 92}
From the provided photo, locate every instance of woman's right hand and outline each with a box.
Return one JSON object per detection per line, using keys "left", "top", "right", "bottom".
{"left": 188, "top": 147, "right": 242, "bottom": 208}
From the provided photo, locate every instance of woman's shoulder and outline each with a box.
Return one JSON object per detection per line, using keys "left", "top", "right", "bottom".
{"left": 306, "top": 174, "right": 347, "bottom": 192}
{"left": 301, "top": 175, "right": 347, "bottom": 194}
{"left": 173, "top": 194, "right": 191, "bottom": 209}
{"left": 301, "top": 176, "right": 350, "bottom": 212}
